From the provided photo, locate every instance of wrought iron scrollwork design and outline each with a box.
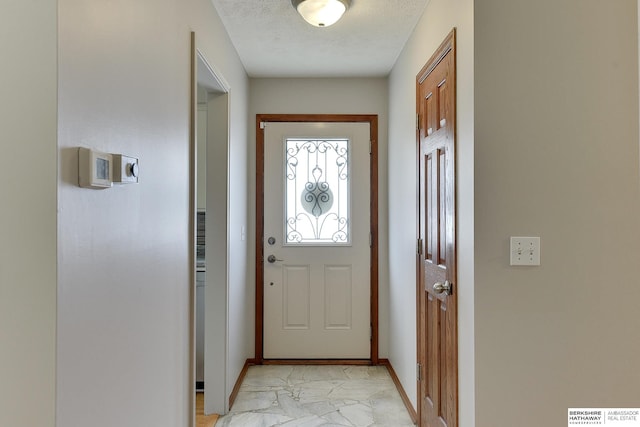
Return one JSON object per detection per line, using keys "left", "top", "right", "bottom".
{"left": 285, "top": 138, "right": 349, "bottom": 244}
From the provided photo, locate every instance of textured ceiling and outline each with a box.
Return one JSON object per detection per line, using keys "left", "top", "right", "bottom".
{"left": 211, "top": 0, "right": 429, "bottom": 77}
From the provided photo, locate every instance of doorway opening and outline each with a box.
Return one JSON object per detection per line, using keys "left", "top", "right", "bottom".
{"left": 255, "top": 114, "right": 379, "bottom": 364}
{"left": 190, "top": 33, "right": 231, "bottom": 425}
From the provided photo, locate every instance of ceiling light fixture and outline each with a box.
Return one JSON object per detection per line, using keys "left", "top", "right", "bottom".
{"left": 291, "top": 0, "right": 350, "bottom": 28}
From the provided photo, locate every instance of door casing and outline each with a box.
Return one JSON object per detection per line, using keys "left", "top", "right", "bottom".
{"left": 255, "top": 114, "right": 379, "bottom": 364}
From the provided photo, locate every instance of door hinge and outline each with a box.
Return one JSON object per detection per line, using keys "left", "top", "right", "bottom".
{"left": 369, "top": 232, "right": 373, "bottom": 248}
{"left": 417, "top": 363, "right": 422, "bottom": 382}
{"left": 370, "top": 326, "right": 373, "bottom": 340}
{"left": 416, "top": 114, "right": 420, "bottom": 130}
{"left": 369, "top": 141, "right": 372, "bottom": 154}
{"left": 417, "top": 238, "right": 423, "bottom": 255}
{"left": 260, "top": 121, "right": 266, "bottom": 129}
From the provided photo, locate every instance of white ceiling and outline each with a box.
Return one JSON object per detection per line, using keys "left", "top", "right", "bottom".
{"left": 211, "top": 0, "right": 430, "bottom": 78}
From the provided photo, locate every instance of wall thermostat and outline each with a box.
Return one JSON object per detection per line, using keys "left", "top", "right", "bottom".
{"left": 79, "top": 147, "right": 113, "bottom": 189}
{"left": 78, "top": 148, "right": 139, "bottom": 189}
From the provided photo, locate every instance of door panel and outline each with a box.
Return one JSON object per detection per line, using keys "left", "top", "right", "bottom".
{"left": 263, "top": 121, "right": 370, "bottom": 359}
{"left": 324, "top": 265, "right": 353, "bottom": 329}
{"left": 283, "top": 265, "right": 310, "bottom": 329}
{"left": 417, "top": 30, "right": 457, "bottom": 427}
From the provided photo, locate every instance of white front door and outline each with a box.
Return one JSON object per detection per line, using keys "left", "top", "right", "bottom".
{"left": 263, "top": 122, "right": 370, "bottom": 359}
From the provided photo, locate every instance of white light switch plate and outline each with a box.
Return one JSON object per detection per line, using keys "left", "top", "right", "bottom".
{"left": 510, "top": 236, "right": 540, "bottom": 266}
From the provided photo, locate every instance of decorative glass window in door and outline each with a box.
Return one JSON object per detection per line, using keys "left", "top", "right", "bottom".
{"left": 285, "top": 138, "right": 350, "bottom": 245}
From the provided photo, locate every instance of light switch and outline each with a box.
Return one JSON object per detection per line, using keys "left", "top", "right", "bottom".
{"left": 510, "top": 236, "right": 540, "bottom": 266}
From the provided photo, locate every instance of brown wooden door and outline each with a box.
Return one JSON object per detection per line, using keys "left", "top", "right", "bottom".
{"left": 417, "top": 30, "right": 457, "bottom": 427}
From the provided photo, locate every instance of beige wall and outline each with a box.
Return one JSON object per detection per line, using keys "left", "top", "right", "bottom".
{"left": 388, "top": 0, "right": 475, "bottom": 420}
{"left": 0, "top": 1, "right": 57, "bottom": 426}
{"left": 475, "top": 0, "right": 640, "bottom": 425}
{"left": 56, "top": 0, "right": 249, "bottom": 426}
{"left": 248, "top": 77, "right": 390, "bottom": 358}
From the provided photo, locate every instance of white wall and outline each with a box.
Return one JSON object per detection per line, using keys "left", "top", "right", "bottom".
{"left": 204, "top": 91, "right": 230, "bottom": 414}
{"left": 56, "top": 1, "right": 249, "bottom": 426}
{"left": 249, "top": 77, "right": 390, "bottom": 358}
{"left": 388, "top": 0, "right": 475, "bottom": 420}
{"left": 0, "top": 1, "right": 57, "bottom": 426}
{"left": 475, "top": 1, "right": 640, "bottom": 426}
{"left": 197, "top": 103, "right": 207, "bottom": 210}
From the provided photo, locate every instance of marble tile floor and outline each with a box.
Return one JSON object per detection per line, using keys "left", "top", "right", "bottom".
{"left": 215, "top": 365, "right": 415, "bottom": 427}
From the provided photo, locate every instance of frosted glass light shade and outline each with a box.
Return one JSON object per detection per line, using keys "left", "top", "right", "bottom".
{"left": 292, "top": 0, "right": 350, "bottom": 27}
